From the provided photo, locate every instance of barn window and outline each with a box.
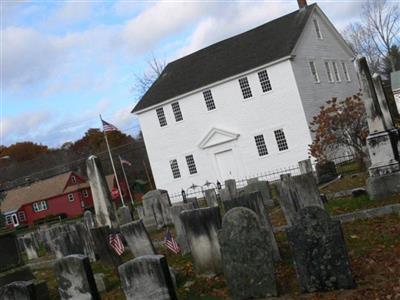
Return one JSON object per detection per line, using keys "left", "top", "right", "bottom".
{"left": 169, "top": 159, "right": 181, "bottom": 179}
{"left": 32, "top": 201, "right": 48, "bottom": 212}
{"left": 258, "top": 69, "right": 272, "bottom": 92}
{"left": 254, "top": 135, "right": 269, "bottom": 156}
{"left": 171, "top": 102, "right": 183, "bottom": 122}
{"left": 156, "top": 107, "right": 167, "bottom": 127}
{"left": 203, "top": 90, "right": 216, "bottom": 111}
{"left": 71, "top": 175, "right": 77, "bottom": 183}
{"left": 18, "top": 211, "right": 26, "bottom": 222}
{"left": 309, "top": 61, "right": 320, "bottom": 83}
{"left": 274, "top": 129, "right": 289, "bottom": 151}
{"left": 313, "top": 19, "right": 323, "bottom": 39}
{"left": 67, "top": 193, "right": 75, "bottom": 202}
{"left": 185, "top": 155, "right": 198, "bottom": 175}
{"left": 238, "top": 77, "right": 253, "bottom": 99}
{"left": 5, "top": 215, "right": 12, "bottom": 225}
{"left": 82, "top": 189, "right": 89, "bottom": 198}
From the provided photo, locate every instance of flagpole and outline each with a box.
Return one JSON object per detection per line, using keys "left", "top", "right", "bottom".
{"left": 100, "top": 115, "right": 125, "bottom": 207}
{"left": 119, "top": 156, "right": 135, "bottom": 207}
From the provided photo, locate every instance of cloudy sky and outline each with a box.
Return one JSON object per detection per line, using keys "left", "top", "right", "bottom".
{"left": 2, "top": 0, "right": 362, "bottom": 147}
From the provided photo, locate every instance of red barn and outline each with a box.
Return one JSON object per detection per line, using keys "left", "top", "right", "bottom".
{"left": 1, "top": 172, "right": 94, "bottom": 228}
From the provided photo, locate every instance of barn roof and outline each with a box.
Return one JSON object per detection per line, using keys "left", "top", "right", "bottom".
{"left": 132, "top": 4, "right": 316, "bottom": 113}
{"left": 1, "top": 172, "right": 88, "bottom": 212}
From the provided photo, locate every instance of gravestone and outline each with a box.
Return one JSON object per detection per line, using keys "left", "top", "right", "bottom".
{"left": 54, "top": 254, "right": 100, "bottom": 300}
{"left": 186, "top": 197, "right": 199, "bottom": 208}
{"left": 0, "top": 281, "right": 36, "bottom": 300}
{"left": 169, "top": 203, "right": 195, "bottom": 254}
{"left": 119, "top": 255, "right": 177, "bottom": 300}
{"left": 20, "top": 235, "right": 38, "bottom": 260}
{"left": 86, "top": 155, "right": 118, "bottom": 228}
{"left": 219, "top": 207, "right": 278, "bottom": 299}
{"left": 299, "top": 159, "right": 313, "bottom": 174}
{"left": 120, "top": 220, "right": 156, "bottom": 257}
{"left": 223, "top": 192, "right": 280, "bottom": 261}
{"left": 204, "top": 189, "right": 218, "bottom": 207}
{"left": 0, "top": 233, "right": 22, "bottom": 272}
{"left": 278, "top": 173, "right": 323, "bottom": 225}
{"left": 180, "top": 207, "right": 222, "bottom": 274}
{"left": 225, "top": 179, "right": 237, "bottom": 199}
{"left": 356, "top": 57, "right": 400, "bottom": 199}
{"left": 219, "top": 188, "right": 231, "bottom": 202}
{"left": 90, "top": 226, "right": 122, "bottom": 267}
{"left": 142, "top": 190, "right": 171, "bottom": 229}
{"left": 52, "top": 228, "right": 85, "bottom": 259}
{"left": 243, "top": 180, "right": 274, "bottom": 207}
{"left": 83, "top": 210, "right": 96, "bottom": 229}
{"left": 286, "top": 207, "right": 355, "bottom": 292}
{"left": 75, "top": 222, "right": 96, "bottom": 262}
{"left": 117, "top": 206, "right": 132, "bottom": 225}
{"left": 137, "top": 206, "right": 145, "bottom": 219}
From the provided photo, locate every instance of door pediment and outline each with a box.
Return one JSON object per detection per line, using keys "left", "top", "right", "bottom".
{"left": 198, "top": 128, "right": 240, "bottom": 149}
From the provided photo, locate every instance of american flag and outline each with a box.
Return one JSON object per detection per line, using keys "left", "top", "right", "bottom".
{"left": 120, "top": 157, "right": 132, "bottom": 166}
{"left": 102, "top": 119, "right": 119, "bottom": 132}
{"left": 165, "top": 229, "right": 180, "bottom": 254}
{"left": 109, "top": 233, "right": 125, "bottom": 256}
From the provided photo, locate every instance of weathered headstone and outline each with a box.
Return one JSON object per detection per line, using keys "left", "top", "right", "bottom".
{"left": 180, "top": 207, "right": 222, "bottom": 274}
{"left": 0, "top": 233, "right": 22, "bottom": 272}
{"left": 54, "top": 254, "right": 100, "bottom": 300}
{"left": 218, "top": 188, "right": 231, "bottom": 202}
{"left": 86, "top": 155, "right": 118, "bottom": 228}
{"left": 142, "top": 190, "right": 171, "bottom": 229}
{"left": 219, "top": 207, "right": 278, "bottom": 299}
{"left": 204, "top": 189, "right": 218, "bottom": 207}
{"left": 20, "top": 235, "right": 38, "bottom": 260}
{"left": 0, "top": 281, "right": 36, "bottom": 300}
{"left": 137, "top": 206, "right": 145, "bottom": 219}
{"left": 83, "top": 211, "right": 96, "bottom": 229}
{"left": 117, "top": 206, "right": 132, "bottom": 225}
{"left": 90, "top": 226, "right": 122, "bottom": 267}
{"left": 119, "top": 255, "right": 177, "bottom": 300}
{"left": 299, "top": 159, "right": 313, "bottom": 174}
{"left": 225, "top": 179, "right": 237, "bottom": 199}
{"left": 75, "top": 222, "right": 96, "bottom": 262}
{"left": 286, "top": 207, "right": 355, "bottom": 292}
{"left": 244, "top": 180, "right": 274, "bottom": 207}
{"left": 356, "top": 56, "right": 400, "bottom": 199}
{"left": 186, "top": 197, "right": 199, "bottom": 208}
{"left": 120, "top": 220, "right": 156, "bottom": 257}
{"left": 278, "top": 173, "right": 324, "bottom": 225}
{"left": 169, "top": 203, "right": 195, "bottom": 254}
{"left": 223, "top": 192, "right": 280, "bottom": 261}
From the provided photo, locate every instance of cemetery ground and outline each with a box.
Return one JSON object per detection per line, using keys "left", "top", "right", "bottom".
{"left": 28, "top": 182, "right": 400, "bottom": 299}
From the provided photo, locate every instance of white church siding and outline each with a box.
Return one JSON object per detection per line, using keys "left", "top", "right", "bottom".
{"left": 138, "top": 59, "right": 312, "bottom": 198}
{"left": 291, "top": 8, "right": 360, "bottom": 128}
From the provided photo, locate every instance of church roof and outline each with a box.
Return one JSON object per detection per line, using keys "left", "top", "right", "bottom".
{"left": 132, "top": 4, "right": 316, "bottom": 113}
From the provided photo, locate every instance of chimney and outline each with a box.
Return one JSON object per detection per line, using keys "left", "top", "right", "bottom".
{"left": 298, "top": 0, "right": 307, "bottom": 9}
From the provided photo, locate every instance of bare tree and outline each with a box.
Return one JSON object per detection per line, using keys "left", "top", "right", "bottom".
{"left": 133, "top": 54, "right": 166, "bottom": 98}
{"left": 343, "top": 0, "right": 400, "bottom": 75}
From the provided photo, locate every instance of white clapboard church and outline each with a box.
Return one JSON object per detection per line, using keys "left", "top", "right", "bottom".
{"left": 132, "top": 0, "right": 360, "bottom": 199}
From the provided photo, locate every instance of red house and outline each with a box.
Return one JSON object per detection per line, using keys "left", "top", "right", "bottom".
{"left": 1, "top": 172, "right": 94, "bottom": 228}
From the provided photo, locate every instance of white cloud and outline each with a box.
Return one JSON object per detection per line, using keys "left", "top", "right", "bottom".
{"left": 53, "top": 1, "right": 93, "bottom": 24}
{"left": 1, "top": 111, "right": 52, "bottom": 145}
{"left": 3, "top": 27, "right": 67, "bottom": 90}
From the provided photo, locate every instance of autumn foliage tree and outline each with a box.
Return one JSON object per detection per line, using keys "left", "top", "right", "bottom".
{"left": 309, "top": 93, "right": 369, "bottom": 165}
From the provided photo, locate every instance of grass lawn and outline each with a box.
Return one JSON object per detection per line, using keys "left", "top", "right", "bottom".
{"left": 325, "top": 194, "right": 400, "bottom": 215}
{"left": 320, "top": 172, "right": 368, "bottom": 194}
